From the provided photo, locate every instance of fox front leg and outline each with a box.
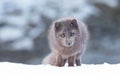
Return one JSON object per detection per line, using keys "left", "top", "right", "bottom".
{"left": 56, "top": 55, "right": 66, "bottom": 67}
{"left": 75, "top": 53, "right": 81, "bottom": 66}
{"left": 68, "top": 56, "right": 75, "bottom": 66}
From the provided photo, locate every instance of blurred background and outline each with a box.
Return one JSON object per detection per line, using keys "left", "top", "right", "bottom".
{"left": 0, "top": 0, "right": 120, "bottom": 65}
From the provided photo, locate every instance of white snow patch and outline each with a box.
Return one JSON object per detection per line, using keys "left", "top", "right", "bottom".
{"left": 28, "top": 26, "right": 44, "bottom": 39}
{"left": 11, "top": 38, "right": 34, "bottom": 50}
{"left": 0, "top": 27, "right": 24, "bottom": 42}
{"left": 35, "top": 0, "right": 99, "bottom": 20}
{"left": 0, "top": 62, "right": 120, "bottom": 77}
{"left": 0, "top": 15, "right": 6, "bottom": 24}
{"left": 6, "top": 16, "right": 27, "bottom": 28}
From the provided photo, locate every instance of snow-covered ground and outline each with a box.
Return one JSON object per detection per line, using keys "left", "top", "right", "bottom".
{"left": 0, "top": 62, "right": 120, "bottom": 77}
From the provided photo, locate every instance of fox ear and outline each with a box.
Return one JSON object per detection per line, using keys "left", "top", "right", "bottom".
{"left": 71, "top": 19, "right": 78, "bottom": 28}
{"left": 72, "top": 19, "right": 77, "bottom": 24}
{"left": 55, "top": 22, "right": 61, "bottom": 31}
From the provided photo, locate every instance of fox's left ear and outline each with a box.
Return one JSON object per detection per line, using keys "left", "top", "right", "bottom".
{"left": 71, "top": 19, "right": 78, "bottom": 28}
{"left": 55, "top": 22, "right": 61, "bottom": 32}
{"left": 72, "top": 19, "right": 77, "bottom": 24}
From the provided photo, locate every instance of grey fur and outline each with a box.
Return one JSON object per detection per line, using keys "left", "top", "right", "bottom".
{"left": 42, "top": 17, "right": 89, "bottom": 67}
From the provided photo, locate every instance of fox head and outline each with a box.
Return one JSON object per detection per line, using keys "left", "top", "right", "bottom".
{"left": 54, "top": 19, "right": 79, "bottom": 48}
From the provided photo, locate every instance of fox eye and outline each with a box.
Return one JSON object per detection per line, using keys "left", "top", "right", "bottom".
{"left": 60, "top": 33, "right": 65, "bottom": 38}
{"left": 70, "top": 32, "right": 75, "bottom": 36}
{"left": 71, "top": 22, "right": 74, "bottom": 26}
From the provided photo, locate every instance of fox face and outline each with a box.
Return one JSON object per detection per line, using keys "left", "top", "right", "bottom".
{"left": 54, "top": 19, "right": 79, "bottom": 47}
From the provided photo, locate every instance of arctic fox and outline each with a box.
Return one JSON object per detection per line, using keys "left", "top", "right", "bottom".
{"left": 43, "top": 17, "right": 89, "bottom": 67}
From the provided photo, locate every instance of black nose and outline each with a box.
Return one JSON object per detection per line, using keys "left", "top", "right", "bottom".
{"left": 68, "top": 42, "right": 71, "bottom": 45}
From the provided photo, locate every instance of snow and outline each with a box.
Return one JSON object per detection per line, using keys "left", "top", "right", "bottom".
{"left": 0, "top": 62, "right": 120, "bottom": 77}
{"left": 6, "top": 16, "right": 27, "bottom": 28}
{"left": 28, "top": 26, "right": 45, "bottom": 39}
{"left": 37, "top": 0, "right": 99, "bottom": 20}
{"left": 11, "top": 38, "right": 34, "bottom": 51}
{"left": 0, "top": 26, "right": 24, "bottom": 42}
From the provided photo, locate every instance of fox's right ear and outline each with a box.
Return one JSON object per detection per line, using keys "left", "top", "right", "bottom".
{"left": 55, "top": 22, "right": 61, "bottom": 31}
